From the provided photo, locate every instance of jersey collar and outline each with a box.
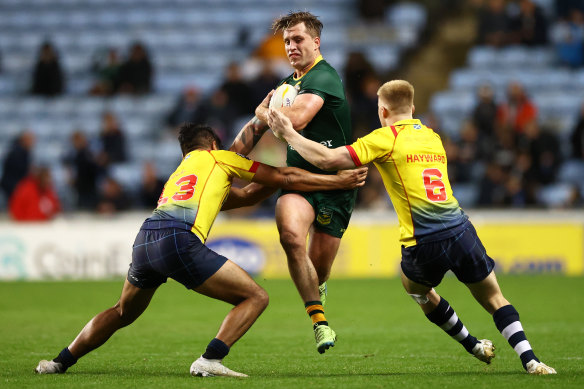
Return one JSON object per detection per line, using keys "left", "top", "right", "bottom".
{"left": 393, "top": 119, "right": 422, "bottom": 127}
{"left": 293, "top": 55, "right": 323, "bottom": 80}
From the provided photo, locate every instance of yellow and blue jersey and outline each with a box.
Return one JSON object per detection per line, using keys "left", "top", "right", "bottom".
{"left": 149, "top": 150, "right": 259, "bottom": 243}
{"left": 346, "top": 119, "right": 467, "bottom": 247}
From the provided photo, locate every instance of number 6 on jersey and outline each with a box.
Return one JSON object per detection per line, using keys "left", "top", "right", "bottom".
{"left": 422, "top": 168, "right": 447, "bottom": 202}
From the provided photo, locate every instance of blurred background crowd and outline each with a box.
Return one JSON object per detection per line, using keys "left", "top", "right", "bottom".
{"left": 0, "top": 0, "right": 583, "bottom": 221}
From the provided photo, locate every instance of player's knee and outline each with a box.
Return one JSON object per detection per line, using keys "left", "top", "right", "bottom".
{"left": 407, "top": 287, "right": 436, "bottom": 305}
{"left": 279, "top": 230, "right": 304, "bottom": 253}
{"left": 253, "top": 287, "right": 269, "bottom": 311}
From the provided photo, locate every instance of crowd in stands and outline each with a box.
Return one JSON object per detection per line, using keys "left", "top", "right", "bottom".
{"left": 1, "top": 0, "right": 584, "bottom": 222}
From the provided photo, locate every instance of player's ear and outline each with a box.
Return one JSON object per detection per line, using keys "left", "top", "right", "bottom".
{"left": 314, "top": 36, "right": 320, "bottom": 50}
{"left": 412, "top": 104, "right": 415, "bottom": 115}
{"left": 211, "top": 140, "right": 219, "bottom": 150}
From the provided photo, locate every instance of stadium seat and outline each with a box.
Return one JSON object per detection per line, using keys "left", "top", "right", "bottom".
{"left": 537, "top": 183, "right": 576, "bottom": 208}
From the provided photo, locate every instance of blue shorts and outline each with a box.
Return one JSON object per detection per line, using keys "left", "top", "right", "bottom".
{"left": 128, "top": 221, "right": 228, "bottom": 289}
{"left": 400, "top": 221, "right": 495, "bottom": 287}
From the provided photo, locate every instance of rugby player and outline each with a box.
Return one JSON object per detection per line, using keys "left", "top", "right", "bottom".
{"left": 35, "top": 123, "right": 367, "bottom": 378}
{"left": 267, "top": 80, "right": 556, "bottom": 375}
{"left": 230, "top": 11, "right": 354, "bottom": 353}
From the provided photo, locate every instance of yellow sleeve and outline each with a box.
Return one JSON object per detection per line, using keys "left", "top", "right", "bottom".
{"left": 212, "top": 150, "right": 260, "bottom": 181}
{"left": 346, "top": 127, "right": 396, "bottom": 166}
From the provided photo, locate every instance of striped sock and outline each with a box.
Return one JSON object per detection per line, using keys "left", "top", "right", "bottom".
{"left": 493, "top": 305, "right": 539, "bottom": 370}
{"left": 305, "top": 301, "right": 328, "bottom": 327}
{"left": 425, "top": 297, "right": 479, "bottom": 353}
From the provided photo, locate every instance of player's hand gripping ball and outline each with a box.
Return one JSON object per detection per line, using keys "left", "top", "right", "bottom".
{"left": 268, "top": 84, "right": 298, "bottom": 109}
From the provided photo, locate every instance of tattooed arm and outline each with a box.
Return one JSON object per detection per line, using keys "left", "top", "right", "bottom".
{"left": 229, "top": 116, "right": 270, "bottom": 156}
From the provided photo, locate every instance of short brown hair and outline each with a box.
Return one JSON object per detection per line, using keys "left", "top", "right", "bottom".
{"left": 377, "top": 80, "right": 414, "bottom": 114}
{"left": 272, "top": 11, "right": 323, "bottom": 38}
{"left": 178, "top": 123, "right": 222, "bottom": 155}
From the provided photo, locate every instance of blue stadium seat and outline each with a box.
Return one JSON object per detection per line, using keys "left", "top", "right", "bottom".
{"left": 557, "top": 159, "right": 584, "bottom": 183}
{"left": 452, "top": 183, "right": 479, "bottom": 208}
{"left": 537, "top": 183, "right": 576, "bottom": 208}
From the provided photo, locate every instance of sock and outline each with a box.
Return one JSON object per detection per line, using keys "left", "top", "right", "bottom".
{"left": 202, "top": 338, "right": 230, "bottom": 360}
{"left": 305, "top": 300, "right": 328, "bottom": 327}
{"left": 493, "top": 305, "right": 539, "bottom": 370}
{"left": 425, "top": 297, "right": 479, "bottom": 353}
{"left": 52, "top": 347, "right": 78, "bottom": 372}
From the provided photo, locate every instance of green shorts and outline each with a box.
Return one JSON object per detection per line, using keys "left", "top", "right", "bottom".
{"left": 280, "top": 188, "right": 357, "bottom": 238}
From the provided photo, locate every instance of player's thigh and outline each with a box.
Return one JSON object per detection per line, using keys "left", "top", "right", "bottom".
{"left": 193, "top": 260, "right": 266, "bottom": 306}
{"left": 275, "top": 193, "right": 315, "bottom": 238}
{"left": 400, "top": 269, "right": 433, "bottom": 295}
{"left": 118, "top": 279, "right": 159, "bottom": 320}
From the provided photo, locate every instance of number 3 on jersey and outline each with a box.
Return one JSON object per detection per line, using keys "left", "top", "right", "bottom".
{"left": 422, "top": 168, "right": 447, "bottom": 202}
{"left": 158, "top": 174, "right": 198, "bottom": 205}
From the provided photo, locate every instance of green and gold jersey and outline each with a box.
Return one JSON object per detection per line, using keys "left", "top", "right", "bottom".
{"left": 346, "top": 119, "right": 467, "bottom": 247}
{"left": 278, "top": 55, "right": 352, "bottom": 175}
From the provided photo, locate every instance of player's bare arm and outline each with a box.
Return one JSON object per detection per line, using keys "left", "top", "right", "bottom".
{"left": 221, "top": 184, "right": 277, "bottom": 211}
{"left": 229, "top": 116, "right": 270, "bottom": 156}
{"left": 256, "top": 91, "right": 323, "bottom": 131}
{"left": 252, "top": 163, "right": 367, "bottom": 192}
{"left": 268, "top": 109, "right": 355, "bottom": 170}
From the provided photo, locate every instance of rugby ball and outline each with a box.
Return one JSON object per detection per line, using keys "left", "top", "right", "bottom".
{"left": 269, "top": 83, "right": 298, "bottom": 109}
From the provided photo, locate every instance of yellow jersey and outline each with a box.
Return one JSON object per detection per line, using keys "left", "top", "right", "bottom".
{"left": 346, "top": 119, "right": 467, "bottom": 247}
{"left": 150, "top": 149, "right": 259, "bottom": 243}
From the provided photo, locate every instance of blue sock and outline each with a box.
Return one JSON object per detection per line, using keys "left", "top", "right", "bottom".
{"left": 493, "top": 305, "right": 539, "bottom": 370}
{"left": 202, "top": 338, "right": 230, "bottom": 360}
{"left": 53, "top": 347, "right": 78, "bottom": 372}
{"left": 426, "top": 297, "right": 479, "bottom": 354}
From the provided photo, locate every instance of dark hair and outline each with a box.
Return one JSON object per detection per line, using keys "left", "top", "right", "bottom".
{"left": 272, "top": 11, "right": 323, "bottom": 38}
{"left": 177, "top": 123, "right": 222, "bottom": 155}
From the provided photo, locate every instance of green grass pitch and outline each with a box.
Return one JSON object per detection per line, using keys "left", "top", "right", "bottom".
{"left": 1, "top": 275, "right": 583, "bottom": 388}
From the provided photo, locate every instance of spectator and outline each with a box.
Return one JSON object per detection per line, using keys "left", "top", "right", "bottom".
{"left": 518, "top": 121, "right": 561, "bottom": 185}
{"left": 166, "top": 86, "right": 202, "bottom": 128}
{"left": 191, "top": 89, "right": 232, "bottom": 142}
{"left": 496, "top": 81, "right": 537, "bottom": 135}
{"left": 9, "top": 166, "right": 60, "bottom": 221}
{"left": 99, "top": 111, "right": 127, "bottom": 164}
{"left": 139, "top": 162, "right": 165, "bottom": 209}
{"left": 250, "top": 60, "right": 281, "bottom": 105}
{"left": 219, "top": 62, "right": 253, "bottom": 117}
{"left": 31, "top": 41, "right": 64, "bottom": 96}
{"left": 89, "top": 48, "right": 122, "bottom": 96}
{"left": 477, "top": 0, "right": 511, "bottom": 47}
{"left": 477, "top": 161, "right": 508, "bottom": 206}
{"left": 0, "top": 131, "right": 35, "bottom": 199}
{"left": 550, "top": 8, "right": 584, "bottom": 68}
{"left": 571, "top": 103, "right": 584, "bottom": 158}
{"left": 344, "top": 51, "right": 376, "bottom": 101}
{"left": 358, "top": 0, "right": 390, "bottom": 22}
{"left": 351, "top": 75, "right": 382, "bottom": 138}
{"left": 97, "top": 176, "right": 131, "bottom": 214}
{"left": 118, "top": 42, "right": 153, "bottom": 95}
{"left": 65, "top": 131, "right": 102, "bottom": 211}
{"left": 508, "top": 0, "right": 549, "bottom": 46}
{"left": 472, "top": 84, "right": 498, "bottom": 140}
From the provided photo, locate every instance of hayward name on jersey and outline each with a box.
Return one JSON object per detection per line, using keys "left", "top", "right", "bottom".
{"left": 278, "top": 55, "right": 352, "bottom": 175}
{"left": 149, "top": 150, "right": 259, "bottom": 243}
{"left": 346, "top": 119, "right": 468, "bottom": 247}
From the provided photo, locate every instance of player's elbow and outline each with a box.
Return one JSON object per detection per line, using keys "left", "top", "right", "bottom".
{"left": 317, "top": 157, "right": 340, "bottom": 171}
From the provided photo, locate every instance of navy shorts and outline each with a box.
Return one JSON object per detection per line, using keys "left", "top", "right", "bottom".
{"left": 400, "top": 222, "right": 495, "bottom": 287}
{"left": 128, "top": 222, "right": 228, "bottom": 290}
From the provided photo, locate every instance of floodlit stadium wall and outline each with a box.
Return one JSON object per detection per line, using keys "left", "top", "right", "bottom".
{"left": 0, "top": 210, "right": 582, "bottom": 281}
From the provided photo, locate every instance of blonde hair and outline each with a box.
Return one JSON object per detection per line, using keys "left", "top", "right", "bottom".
{"left": 377, "top": 80, "right": 414, "bottom": 114}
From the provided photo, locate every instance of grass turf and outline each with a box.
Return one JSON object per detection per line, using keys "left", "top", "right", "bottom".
{"left": 1, "top": 275, "right": 582, "bottom": 388}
